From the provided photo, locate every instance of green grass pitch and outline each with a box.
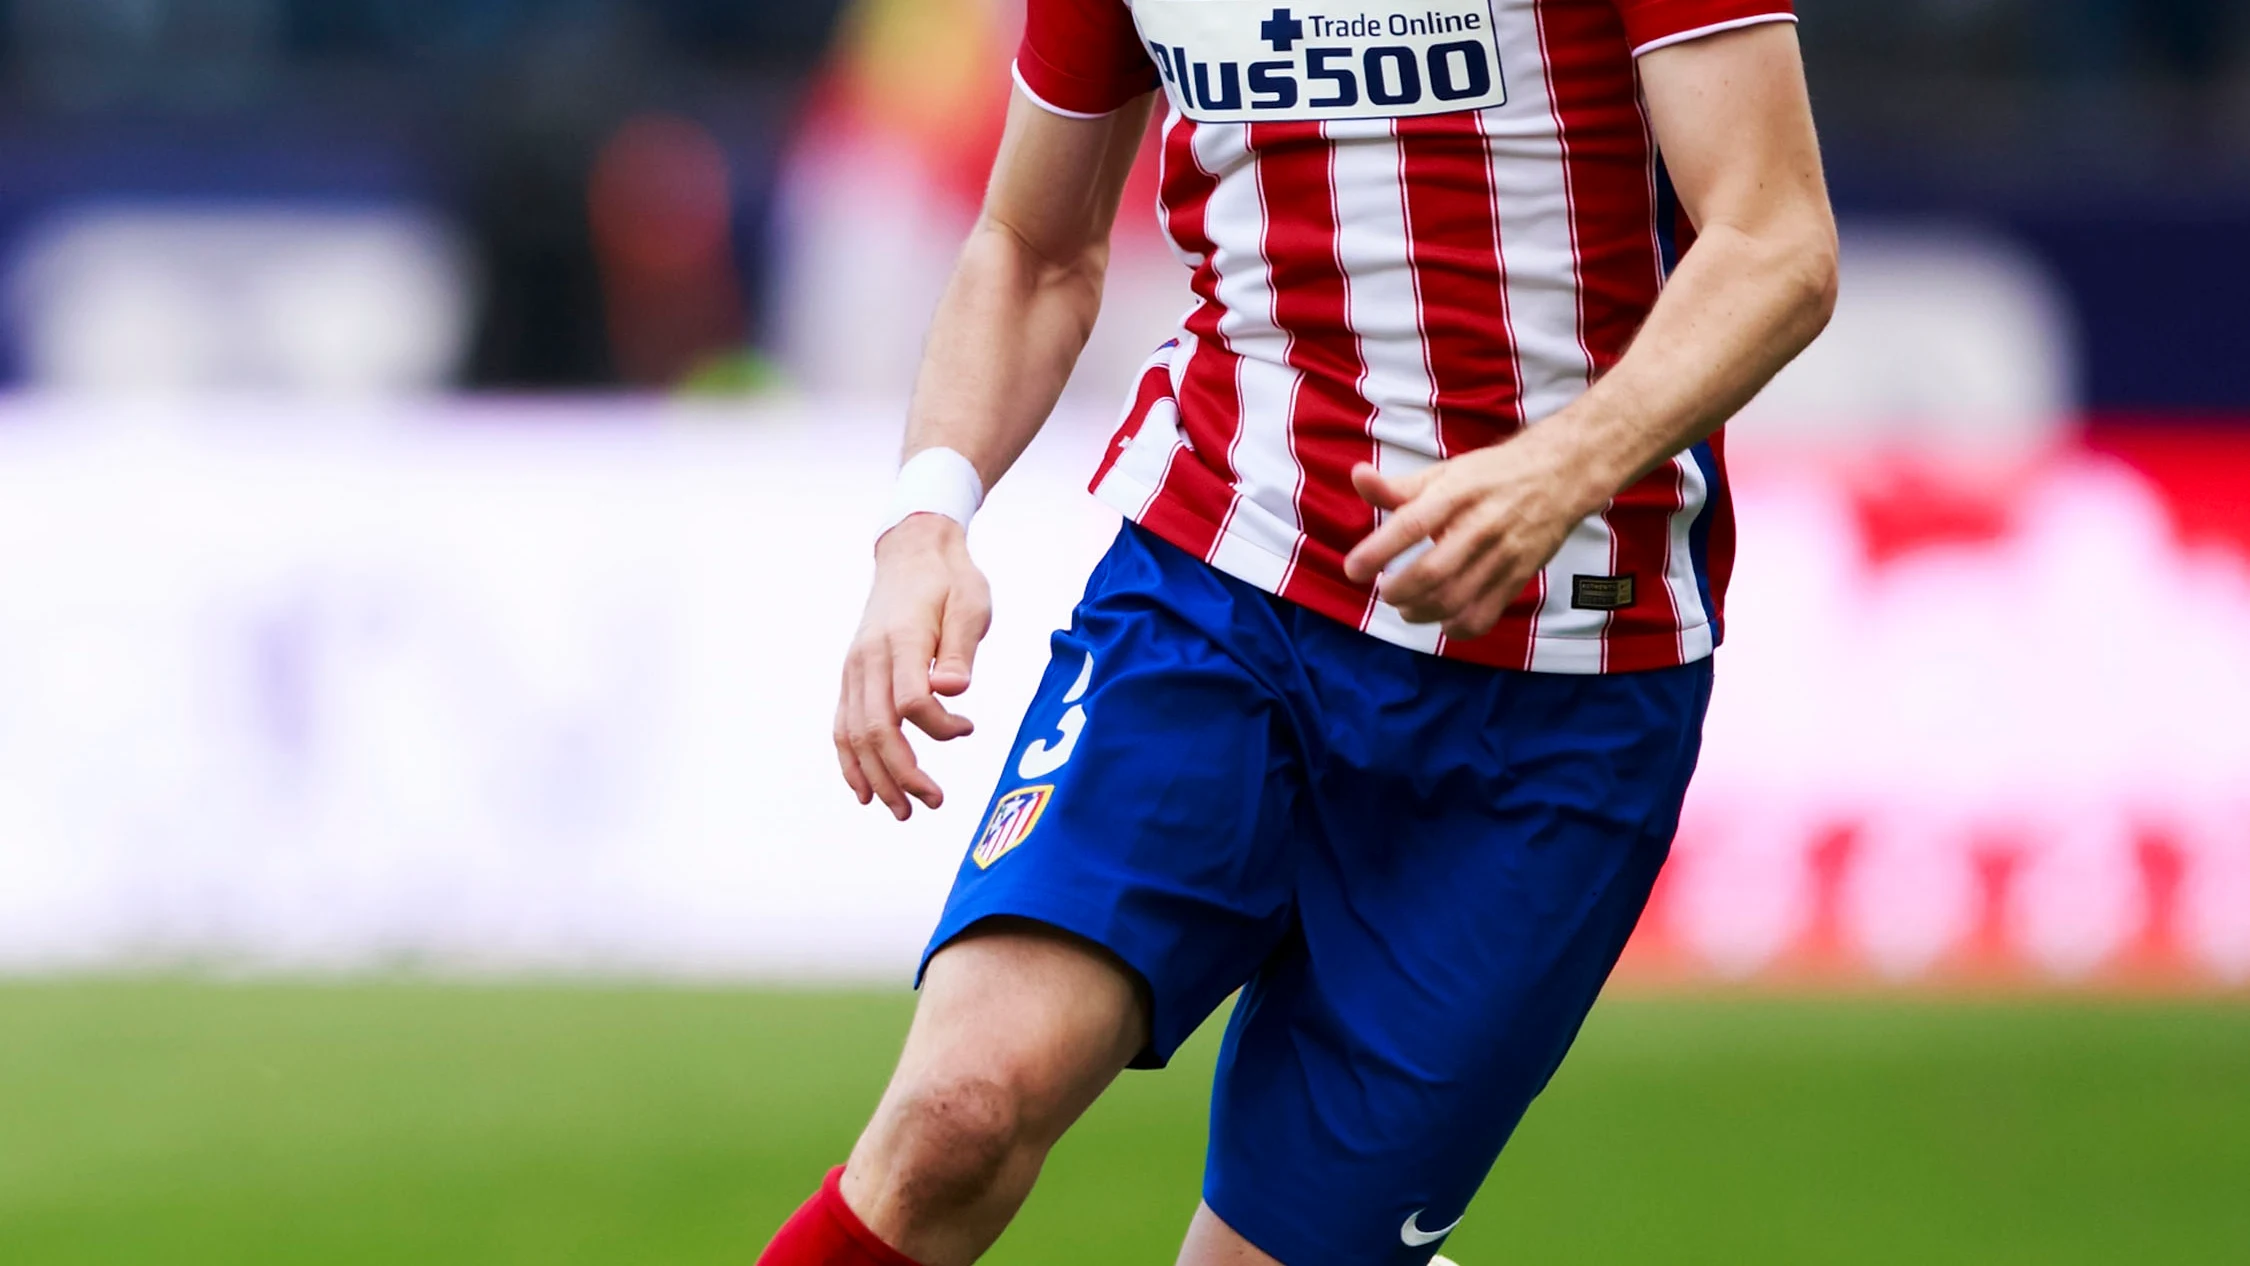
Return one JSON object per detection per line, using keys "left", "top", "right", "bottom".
{"left": 1, "top": 982, "right": 2244, "bottom": 1264}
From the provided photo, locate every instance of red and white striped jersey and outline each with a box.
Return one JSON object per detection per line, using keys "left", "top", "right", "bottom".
{"left": 1020, "top": 0, "right": 1792, "bottom": 673}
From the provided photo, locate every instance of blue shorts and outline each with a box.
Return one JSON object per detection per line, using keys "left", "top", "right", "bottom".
{"left": 922, "top": 523, "right": 1713, "bottom": 1266}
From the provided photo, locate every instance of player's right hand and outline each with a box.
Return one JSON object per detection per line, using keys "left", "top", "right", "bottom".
{"left": 835, "top": 513, "right": 994, "bottom": 820}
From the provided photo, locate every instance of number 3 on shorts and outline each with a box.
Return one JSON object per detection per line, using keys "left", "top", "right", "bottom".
{"left": 1018, "top": 652, "right": 1094, "bottom": 780}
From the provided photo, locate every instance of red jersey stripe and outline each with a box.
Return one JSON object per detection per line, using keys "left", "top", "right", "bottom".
{"left": 1397, "top": 111, "right": 1521, "bottom": 455}
{"left": 1604, "top": 462, "right": 1692, "bottom": 671}
{"left": 1704, "top": 429, "right": 1738, "bottom": 643}
{"left": 1540, "top": 0, "right": 1681, "bottom": 667}
{"left": 1396, "top": 108, "right": 1540, "bottom": 669}
{"left": 1254, "top": 120, "right": 1380, "bottom": 616}
{"left": 1542, "top": 0, "right": 1668, "bottom": 375}
{"left": 1141, "top": 115, "right": 1241, "bottom": 559}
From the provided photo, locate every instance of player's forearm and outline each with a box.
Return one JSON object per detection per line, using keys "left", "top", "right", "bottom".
{"left": 1523, "top": 23, "right": 1838, "bottom": 516}
{"left": 1529, "top": 207, "right": 1838, "bottom": 514}
{"left": 900, "top": 217, "right": 1109, "bottom": 490}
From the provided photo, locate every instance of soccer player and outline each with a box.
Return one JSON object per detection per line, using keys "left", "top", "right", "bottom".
{"left": 764, "top": 0, "right": 1835, "bottom": 1263}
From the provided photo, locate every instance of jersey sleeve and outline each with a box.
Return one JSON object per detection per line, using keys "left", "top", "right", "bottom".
{"left": 1611, "top": 0, "right": 1797, "bottom": 58}
{"left": 1014, "top": 0, "right": 1160, "bottom": 118}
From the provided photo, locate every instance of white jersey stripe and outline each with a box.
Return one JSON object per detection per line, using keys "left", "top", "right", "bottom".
{"left": 1330, "top": 118, "right": 1444, "bottom": 650}
{"left": 1196, "top": 123, "right": 1306, "bottom": 584}
{"left": 1639, "top": 101, "right": 1711, "bottom": 661}
{"left": 1667, "top": 450, "right": 1716, "bottom": 660}
{"left": 1488, "top": 4, "right": 1613, "bottom": 665}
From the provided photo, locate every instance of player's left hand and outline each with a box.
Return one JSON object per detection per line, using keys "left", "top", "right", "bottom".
{"left": 1342, "top": 436, "right": 1602, "bottom": 640}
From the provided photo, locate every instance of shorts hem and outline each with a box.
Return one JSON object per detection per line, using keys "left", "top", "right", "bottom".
{"left": 1204, "top": 1174, "right": 1421, "bottom": 1266}
{"left": 918, "top": 887, "right": 1201, "bottom": 1070}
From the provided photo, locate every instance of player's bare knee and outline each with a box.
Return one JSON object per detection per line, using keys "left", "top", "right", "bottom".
{"left": 882, "top": 1073, "right": 1027, "bottom": 1214}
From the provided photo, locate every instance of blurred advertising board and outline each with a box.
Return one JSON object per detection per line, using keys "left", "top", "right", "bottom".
{"left": 1631, "top": 431, "right": 2250, "bottom": 989}
{"left": 0, "top": 400, "right": 2241, "bottom": 990}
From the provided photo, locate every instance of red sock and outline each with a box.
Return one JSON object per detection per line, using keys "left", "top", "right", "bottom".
{"left": 756, "top": 1166, "right": 927, "bottom": 1266}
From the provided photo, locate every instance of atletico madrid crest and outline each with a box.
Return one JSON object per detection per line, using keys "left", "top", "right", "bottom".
{"left": 973, "top": 785, "right": 1054, "bottom": 870}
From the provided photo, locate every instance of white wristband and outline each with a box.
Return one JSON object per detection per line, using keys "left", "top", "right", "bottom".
{"left": 879, "top": 447, "right": 986, "bottom": 539}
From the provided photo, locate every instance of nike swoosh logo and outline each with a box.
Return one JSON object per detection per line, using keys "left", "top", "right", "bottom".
{"left": 1400, "top": 1209, "right": 1463, "bottom": 1248}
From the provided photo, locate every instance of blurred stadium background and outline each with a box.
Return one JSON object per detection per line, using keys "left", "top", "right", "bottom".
{"left": 0, "top": 2, "right": 2245, "bottom": 1263}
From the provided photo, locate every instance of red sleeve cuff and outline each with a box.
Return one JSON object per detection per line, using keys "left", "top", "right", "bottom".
{"left": 1014, "top": 40, "right": 1159, "bottom": 119}
{"left": 1617, "top": 0, "right": 1796, "bottom": 56}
